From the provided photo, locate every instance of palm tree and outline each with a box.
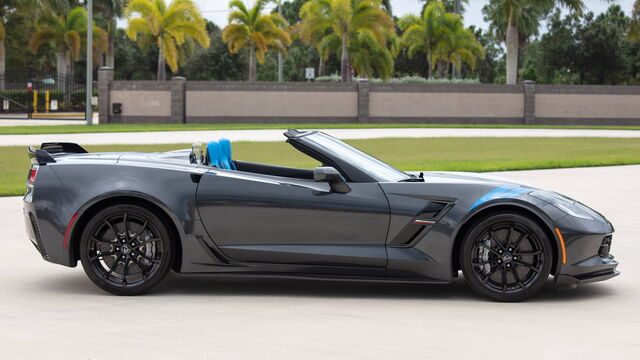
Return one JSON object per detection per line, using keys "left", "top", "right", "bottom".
{"left": 434, "top": 13, "right": 484, "bottom": 78}
{"left": 399, "top": 1, "right": 452, "bottom": 78}
{"left": 421, "top": 0, "right": 469, "bottom": 14}
{"left": 95, "top": 0, "right": 126, "bottom": 69}
{"left": 125, "top": 0, "right": 210, "bottom": 81}
{"left": 299, "top": 0, "right": 394, "bottom": 82}
{"left": 29, "top": 6, "right": 108, "bottom": 82}
{"left": 350, "top": 31, "right": 395, "bottom": 79}
{"left": 485, "top": 0, "right": 614, "bottom": 84}
{"left": 631, "top": 0, "right": 640, "bottom": 40}
{"left": 222, "top": 0, "right": 292, "bottom": 81}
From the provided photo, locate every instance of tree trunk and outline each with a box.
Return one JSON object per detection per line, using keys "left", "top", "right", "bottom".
{"left": 248, "top": 44, "right": 257, "bottom": 81}
{"left": 341, "top": 34, "right": 350, "bottom": 83}
{"left": 505, "top": 12, "right": 519, "bottom": 85}
{"left": 106, "top": 20, "right": 115, "bottom": 69}
{"left": 157, "top": 46, "right": 166, "bottom": 81}
{"left": 318, "top": 56, "right": 325, "bottom": 77}
{"left": 65, "top": 52, "right": 73, "bottom": 105}
{"left": 106, "top": 34, "right": 115, "bottom": 68}
{"left": 426, "top": 51, "right": 433, "bottom": 79}
{"left": 56, "top": 51, "right": 67, "bottom": 91}
{"left": 0, "top": 39, "right": 5, "bottom": 91}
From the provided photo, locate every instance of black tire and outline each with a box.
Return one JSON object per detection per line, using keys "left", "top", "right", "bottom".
{"left": 79, "top": 204, "right": 173, "bottom": 295}
{"left": 460, "top": 212, "right": 553, "bottom": 302}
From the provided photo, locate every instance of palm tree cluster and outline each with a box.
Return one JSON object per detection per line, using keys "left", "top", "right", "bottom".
{"left": 222, "top": 0, "right": 291, "bottom": 81}
{"left": 2, "top": 0, "right": 632, "bottom": 84}
{"left": 400, "top": 1, "right": 483, "bottom": 79}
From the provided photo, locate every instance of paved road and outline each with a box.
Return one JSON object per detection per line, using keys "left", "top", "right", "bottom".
{"left": 1, "top": 165, "right": 638, "bottom": 359}
{"left": 2, "top": 127, "right": 640, "bottom": 146}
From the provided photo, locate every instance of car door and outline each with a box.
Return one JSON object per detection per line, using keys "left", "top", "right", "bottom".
{"left": 196, "top": 169, "right": 390, "bottom": 269}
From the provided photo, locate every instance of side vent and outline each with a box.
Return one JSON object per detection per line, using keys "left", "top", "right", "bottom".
{"left": 389, "top": 201, "right": 454, "bottom": 248}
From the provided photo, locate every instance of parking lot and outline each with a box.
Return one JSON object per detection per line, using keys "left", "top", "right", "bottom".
{"left": 1, "top": 165, "right": 638, "bottom": 359}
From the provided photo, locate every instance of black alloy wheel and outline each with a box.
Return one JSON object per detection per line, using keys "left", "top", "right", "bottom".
{"left": 79, "top": 204, "right": 172, "bottom": 295}
{"left": 460, "top": 213, "right": 552, "bottom": 301}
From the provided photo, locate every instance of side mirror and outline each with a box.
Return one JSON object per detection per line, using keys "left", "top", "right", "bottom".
{"left": 314, "top": 167, "right": 351, "bottom": 194}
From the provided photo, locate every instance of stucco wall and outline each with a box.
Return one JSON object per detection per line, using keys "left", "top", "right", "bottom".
{"left": 186, "top": 91, "right": 357, "bottom": 118}
{"left": 109, "top": 90, "right": 172, "bottom": 117}
{"left": 369, "top": 92, "right": 523, "bottom": 118}
{"left": 97, "top": 69, "right": 640, "bottom": 125}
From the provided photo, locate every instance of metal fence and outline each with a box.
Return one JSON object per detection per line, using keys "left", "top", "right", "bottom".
{"left": 0, "top": 70, "right": 86, "bottom": 117}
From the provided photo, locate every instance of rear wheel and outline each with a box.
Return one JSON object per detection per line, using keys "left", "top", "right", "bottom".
{"left": 79, "top": 204, "right": 172, "bottom": 295}
{"left": 460, "top": 213, "right": 552, "bottom": 301}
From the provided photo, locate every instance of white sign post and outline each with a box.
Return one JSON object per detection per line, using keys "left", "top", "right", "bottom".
{"left": 305, "top": 67, "right": 315, "bottom": 82}
{"left": 50, "top": 100, "right": 58, "bottom": 111}
{"left": 3, "top": 99, "right": 9, "bottom": 110}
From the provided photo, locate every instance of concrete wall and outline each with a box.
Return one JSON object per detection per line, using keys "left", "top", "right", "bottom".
{"left": 97, "top": 67, "right": 640, "bottom": 126}
{"left": 186, "top": 82, "right": 358, "bottom": 123}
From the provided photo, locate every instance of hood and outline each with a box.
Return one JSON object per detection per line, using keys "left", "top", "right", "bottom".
{"left": 408, "top": 171, "right": 534, "bottom": 188}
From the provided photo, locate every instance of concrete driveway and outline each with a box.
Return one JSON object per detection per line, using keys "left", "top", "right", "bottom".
{"left": 2, "top": 127, "right": 640, "bottom": 146}
{"left": 1, "top": 165, "right": 638, "bottom": 359}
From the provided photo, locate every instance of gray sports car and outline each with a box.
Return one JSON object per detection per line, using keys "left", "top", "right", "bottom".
{"left": 23, "top": 129, "right": 619, "bottom": 301}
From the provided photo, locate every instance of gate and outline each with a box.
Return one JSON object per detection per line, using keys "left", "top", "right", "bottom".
{"left": 0, "top": 70, "right": 86, "bottom": 120}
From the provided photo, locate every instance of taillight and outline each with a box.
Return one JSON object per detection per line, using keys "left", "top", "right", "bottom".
{"left": 28, "top": 167, "right": 38, "bottom": 185}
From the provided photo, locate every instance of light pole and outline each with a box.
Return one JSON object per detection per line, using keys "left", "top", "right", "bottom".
{"left": 277, "top": 0, "right": 283, "bottom": 82}
{"left": 86, "top": 0, "right": 93, "bottom": 125}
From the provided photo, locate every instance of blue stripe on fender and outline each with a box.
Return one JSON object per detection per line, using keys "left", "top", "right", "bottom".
{"left": 469, "top": 186, "right": 530, "bottom": 210}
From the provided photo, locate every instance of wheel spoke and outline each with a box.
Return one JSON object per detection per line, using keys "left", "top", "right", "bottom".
{"left": 513, "top": 250, "right": 542, "bottom": 256}
{"left": 122, "top": 260, "right": 128, "bottom": 287}
{"left": 130, "top": 256, "right": 150, "bottom": 279}
{"left": 505, "top": 225, "right": 513, "bottom": 250}
{"left": 90, "top": 252, "right": 116, "bottom": 261}
{"left": 133, "top": 220, "right": 148, "bottom": 238}
{"left": 122, "top": 213, "right": 129, "bottom": 236}
{"left": 103, "top": 260, "right": 117, "bottom": 280}
{"left": 472, "top": 260, "right": 489, "bottom": 267}
{"left": 511, "top": 267, "right": 525, "bottom": 289}
{"left": 513, "top": 260, "right": 540, "bottom": 273}
{"left": 490, "top": 229, "right": 505, "bottom": 251}
{"left": 104, "top": 219, "right": 117, "bottom": 236}
{"left": 512, "top": 232, "right": 529, "bottom": 251}
{"left": 482, "top": 264, "right": 502, "bottom": 284}
{"left": 500, "top": 266, "right": 508, "bottom": 291}
{"left": 138, "top": 253, "right": 160, "bottom": 265}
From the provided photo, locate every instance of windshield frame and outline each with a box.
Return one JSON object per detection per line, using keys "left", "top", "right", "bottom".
{"left": 295, "top": 131, "right": 412, "bottom": 183}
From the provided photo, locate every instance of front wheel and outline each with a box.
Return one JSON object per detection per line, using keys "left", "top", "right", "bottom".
{"left": 460, "top": 213, "right": 553, "bottom": 302}
{"left": 79, "top": 204, "right": 173, "bottom": 295}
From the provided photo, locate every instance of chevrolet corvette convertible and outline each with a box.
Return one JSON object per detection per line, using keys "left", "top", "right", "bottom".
{"left": 24, "top": 130, "right": 619, "bottom": 301}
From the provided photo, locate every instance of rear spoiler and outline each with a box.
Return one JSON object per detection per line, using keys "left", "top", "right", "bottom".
{"left": 28, "top": 142, "right": 89, "bottom": 165}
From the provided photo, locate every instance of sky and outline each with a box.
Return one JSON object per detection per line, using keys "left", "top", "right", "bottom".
{"left": 195, "top": 0, "right": 638, "bottom": 33}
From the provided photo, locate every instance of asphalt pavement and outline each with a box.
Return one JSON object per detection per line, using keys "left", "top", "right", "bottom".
{"left": 1, "top": 165, "right": 638, "bottom": 359}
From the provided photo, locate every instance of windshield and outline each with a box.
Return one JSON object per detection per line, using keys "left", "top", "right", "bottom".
{"left": 303, "top": 132, "right": 411, "bottom": 182}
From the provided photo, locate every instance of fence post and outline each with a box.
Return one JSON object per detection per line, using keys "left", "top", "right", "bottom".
{"left": 171, "top": 76, "right": 186, "bottom": 124}
{"left": 98, "top": 67, "right": 114, "bottom": 124}
{"left": 357, "top": 79, "right": 370, "bottom": 124}
{"left": 523, "top": 80, "right": 536, "bottom": 125}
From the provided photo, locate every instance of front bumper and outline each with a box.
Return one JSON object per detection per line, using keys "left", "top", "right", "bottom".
{"left": 555, "top": 255, "right": 619, "bottom": 286}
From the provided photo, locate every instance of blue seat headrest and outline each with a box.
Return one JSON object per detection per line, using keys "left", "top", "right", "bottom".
{"left": 207, "top": 139, "right": 235, "bottom": 170}
{"left": 219, "top": 138, "right": 236, "bottom": 170}
{"left": 206, "top": 141, "right": 222, "bottom": 168}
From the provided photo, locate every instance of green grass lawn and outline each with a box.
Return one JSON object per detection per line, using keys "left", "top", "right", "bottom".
{"left": 1, "top": 123, "right": 640, "bottom": 135}
{"left": 2, "top": 137, "right": 640, "bottom": 196}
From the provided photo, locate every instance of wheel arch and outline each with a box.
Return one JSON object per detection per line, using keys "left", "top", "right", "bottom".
{"left": 450, "top": 201, "right": 560, "bottom": 277}
{"left": 69, "top": 193, "right": 183, "bottom": 272}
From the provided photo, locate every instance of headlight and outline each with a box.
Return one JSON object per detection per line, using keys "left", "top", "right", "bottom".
{"left": 530, "top": 190, "right": 599, "bottom": 221}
